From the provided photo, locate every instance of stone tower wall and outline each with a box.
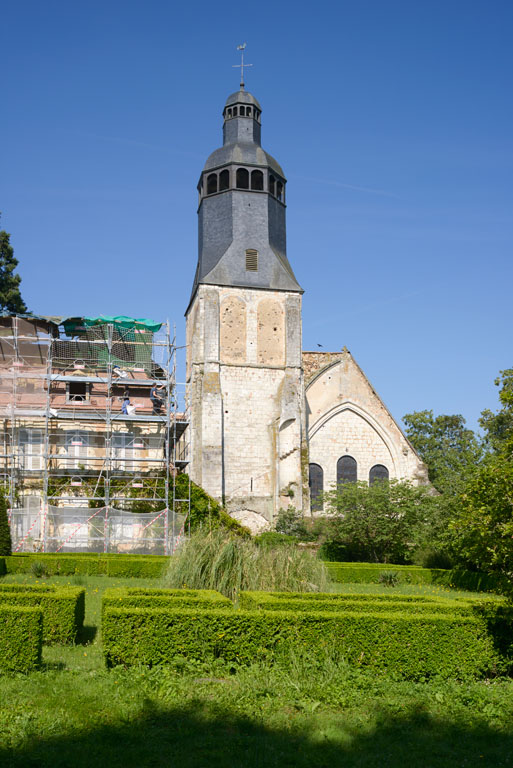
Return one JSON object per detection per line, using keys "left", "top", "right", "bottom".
{"left": 187, "top": 284, "right": 304, "bottom": 522}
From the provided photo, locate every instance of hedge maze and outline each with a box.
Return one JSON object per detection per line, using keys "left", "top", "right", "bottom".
{"left": 102, "top": 588, "right": 512, "bottom": 681}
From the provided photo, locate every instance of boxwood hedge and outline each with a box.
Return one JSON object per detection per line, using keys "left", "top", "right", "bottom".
{"left": 0, "top": 605, "right": 42, "bottom": 673}
{"left": 5, "top": 553, "right": 167, "bottom": 578}
{"left": 0, "top": 584, "right": 85, "bottom": 644}
{"left": 324, "top": 562, "right": 506, "bottom": 593}
{"left": 239, "top": 591, "right": 478, "bottom": 615}
{"left": 102, "top": 604, "right": 509, "bottom": 680}
{"left": 102, "top": 587, "right": 231, "bottom": 618}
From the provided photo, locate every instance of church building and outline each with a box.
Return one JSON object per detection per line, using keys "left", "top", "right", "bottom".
{"left": 186, "top": 84, "right": 427, "bottom": 532}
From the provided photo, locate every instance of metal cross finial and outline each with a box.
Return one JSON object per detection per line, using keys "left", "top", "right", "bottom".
{"left": 233, "top": 43, "right": 252, "bottom": 90}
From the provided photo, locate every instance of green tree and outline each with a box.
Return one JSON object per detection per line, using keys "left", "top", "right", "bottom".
{"left": 479, "top": 368, "right": 513, "bottom": 456}
{"left": 321, "top": 479, "right": 438, "bottom": 564}
{"left": 0, "top": 490, "right": 12, "bottom": 556}
{"left": 403, "top": 410, "right": 483, "bottom": 493}
{"left": 0, "top": 229, "right": 27, "bottom": 314}
{"left": 450, "top": 455, "right": 513, "bottom": 578}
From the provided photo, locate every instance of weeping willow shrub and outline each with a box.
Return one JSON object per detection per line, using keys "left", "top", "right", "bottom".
{"left": 164, "top": 529, "right": 328, "bottom": 599}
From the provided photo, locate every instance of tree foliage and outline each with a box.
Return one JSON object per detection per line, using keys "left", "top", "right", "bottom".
{"left": 403, "top": 410, "right": 483, "bottom": 493}
{"left": 0, "top": 490, "right": 12, "bottom": 556}
{"left": 479, "top": 368, "right": 513, "bottom": 457}
{"left": 321, "top": 480, "right": 439, "bottom": 564}
{"left": 450, "top": 456, "right": 513, "bottom": 579}
{"left": 0, "top": 230, "right": 27, "bottom": 314}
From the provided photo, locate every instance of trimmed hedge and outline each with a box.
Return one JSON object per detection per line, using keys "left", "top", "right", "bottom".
{"left": 0, "top": 584, "right": 85, "bottom": 644}
{"left": 239, "top": 591, "right": 478, "bottom": 615}
{"left": 102, "top": 587, "right": 231, "bottom": 618}
{"left": 0, "top": 605, "right": 42, "bottom": 673}
{"left": 324, "top": 562, "right": 507, "bottom": 593}
{"left": 102, "top": 604, "right": 508, "bottom": 680}
{"left": 5, "top": 553, "right": 167, "bottom": 579}
{"left": 0, "top": 557, "right": 5, "bottom": 576}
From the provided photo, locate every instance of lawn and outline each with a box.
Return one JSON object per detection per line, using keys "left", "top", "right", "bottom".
{"left": 0, "top": 572, "right": 512, "bottom": 767}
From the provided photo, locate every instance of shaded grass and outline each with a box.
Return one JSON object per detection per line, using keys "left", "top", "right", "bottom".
{"left": 1, "top": 572, "right": 513, "bottom": 766}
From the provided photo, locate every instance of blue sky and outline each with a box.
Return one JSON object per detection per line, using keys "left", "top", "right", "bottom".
{"left": 1, "top": 0, "right": 512, "bottom": 431}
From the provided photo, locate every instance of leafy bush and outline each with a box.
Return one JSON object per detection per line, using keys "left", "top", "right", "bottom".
{"left": 378, "top": 571, "right": 400, "bottom": 587}
{"left": 164, "top": 529, "right": 328, "bottom": 599}
{"left": 102, "top": 604, "right": 507, "bottom": 680}
{"left": 321, "top": 480, "right": 440, "bottom": 564}
{"left": 0, "top": 584, "right": 85, "bottom": 644}
{"left": 0, "top": 605, "right": 42, "bottom": 673}
{"left": 0, "top": 490, "right": 12, "bottom": 557}
{"left": 254, "top": 532, "right": 297, "bottom": 547}
{"left": 413, "top": 547, "right": 454, "bottom": 570}
{"left": 275, "top": 506, "right": 310, "bottom": 540}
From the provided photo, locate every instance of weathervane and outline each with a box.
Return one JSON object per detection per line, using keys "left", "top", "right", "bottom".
{"left": 233, "top": 43, "right": 252, "bottom": 90}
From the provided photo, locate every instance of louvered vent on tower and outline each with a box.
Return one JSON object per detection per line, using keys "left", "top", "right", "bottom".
{"left": 245, "top": 249, "right": 258, "bottom": 271}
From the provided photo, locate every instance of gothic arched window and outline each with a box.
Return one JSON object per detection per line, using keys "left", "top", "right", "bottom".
{"left": 369, "top": 465, "right": 389, "bottom": 485}
{"left": 269, "top": 175, "right": 276, "bottom": 196}
{"left": 219, "top": 169, "right": 229, "bottom": 191}
{"left": 309, "top": 463, "right": 323, "bottom": 510}
{"left": 236, "top": 168, "right": 249, "bottom": 189}
{"left": 337, "top": 455, "right": 357, "bottom": 485}
{"left": 206, "top": 174, "right": 217, "bottom": 195}
{"left": 251, "top": 170, "right": 264, "bottom": 191}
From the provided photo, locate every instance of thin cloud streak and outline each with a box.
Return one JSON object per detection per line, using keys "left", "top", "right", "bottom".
{"left": 289, "top": 173, "right": 400, "bottom": 199}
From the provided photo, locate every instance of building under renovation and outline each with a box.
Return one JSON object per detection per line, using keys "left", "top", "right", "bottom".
{"left": 1, "top": 314, "right": 190, "bottom": 553}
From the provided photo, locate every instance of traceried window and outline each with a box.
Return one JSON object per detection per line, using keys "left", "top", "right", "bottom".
{"left": 369, "top": 464, "right": 389, "bottom": 485}
{"left": 309, "top": 463, "right": 323, "bottom": 510}
{"left": 337, "top": 455, "right": 357, "bottom": 485}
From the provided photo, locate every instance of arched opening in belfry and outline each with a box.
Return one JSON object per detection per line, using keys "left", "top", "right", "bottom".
{"left": 227, "top": 108, "right": 232, "bottom": 118}
{"left": 251, "top": 170, "right": 264, "bottom": 191}
{"left": 232, "top": 106, "right": 238, "bottom": 116}
{"left": 236, "top": 168, "right": 249, "bottom": 189}
{"left": 369, "top": 464, "right": 389, "bottom": 485}
{"left": 276, "top": 181, "right": 283, "bottom": 201}
{"left": 337, "top": 455, "right": 357, "bottom": 485}
{"left": 206, "top": 174, "right": 218, "bottom": 195}
{"left": 219, "top": 169, "right": 229, "bottom": 191}
{"left": 309, "top": 463, "right": 323, "bottom": 510}
{"left": 269, "top": 175, "right": 276, "bottom": 196}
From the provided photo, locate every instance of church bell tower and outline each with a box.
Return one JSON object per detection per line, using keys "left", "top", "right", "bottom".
{"left": 186, "top": 82, "right": 305, "bottom": 524}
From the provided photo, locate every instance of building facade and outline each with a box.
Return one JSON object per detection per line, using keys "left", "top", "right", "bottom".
{"left": 187, "top": 87, "right": 427, "bottom": 529}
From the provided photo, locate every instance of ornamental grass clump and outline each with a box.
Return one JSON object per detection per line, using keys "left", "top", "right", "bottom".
{"left": 164, "top": 529, "right": 328, "bottom": 599}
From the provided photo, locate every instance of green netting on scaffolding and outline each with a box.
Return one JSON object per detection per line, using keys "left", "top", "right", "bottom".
{"left": 62, "top": 316, "right": 162, "bottom": 334}
{"left": 54, "top": 317, "right": 160, "bottom": 373}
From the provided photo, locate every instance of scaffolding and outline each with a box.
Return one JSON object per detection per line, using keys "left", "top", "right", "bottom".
{"left": 0, "top": 314, "right": 190, "bottom": 554}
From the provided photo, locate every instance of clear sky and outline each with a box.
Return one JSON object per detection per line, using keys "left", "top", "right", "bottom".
{"left": 1, "top": 0, "right": 512, "bottom": 431}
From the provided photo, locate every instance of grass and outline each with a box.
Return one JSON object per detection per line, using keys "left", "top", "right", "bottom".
{"left": 1, "top": 571, "right": 513, "bottom": 766}
{"left": 164, "top": 529, "right": 329, "bottom": 598}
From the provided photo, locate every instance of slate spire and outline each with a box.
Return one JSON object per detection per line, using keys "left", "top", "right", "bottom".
{"left": 190, "top": 89, "right": 303, "bottom": 302}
